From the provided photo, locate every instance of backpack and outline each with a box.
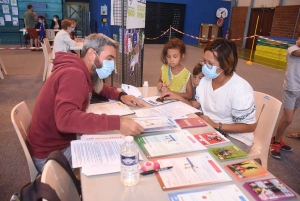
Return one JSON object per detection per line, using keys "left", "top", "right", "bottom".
{"left": 19, "top": 150, "right": 81, "bottom": 201}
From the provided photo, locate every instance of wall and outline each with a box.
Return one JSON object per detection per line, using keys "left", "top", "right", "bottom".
{"left": 270, "top": 5, "right": 300, "bottom": 39}
{"left": 89, "top": 0, "right": 231, "bottom": 45}
{"left": 229, "top": 6, "right": 249, "bottom": 46}
{"left": 237, "top": 0, "right": 299, "bottom": 7}
{"left": 89, "top": 0, "right": 111, "bottom": 37}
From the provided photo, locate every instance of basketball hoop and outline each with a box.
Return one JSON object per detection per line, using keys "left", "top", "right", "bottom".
{"left": 217, "top": 18, "right": 224, "bottom": 27}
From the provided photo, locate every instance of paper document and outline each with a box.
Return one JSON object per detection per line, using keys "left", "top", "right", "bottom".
{"left": 135, "top": 130, "right": 206, "bottom": 157}
{"left": 133, "top": 117, "right": 180, "bottom": 133}
{"left": 134, "top": 101, "right": 200, "bottom": 119}
{"left": 81, "top": 134, "right": 125, "bottom": 140}
{"left": 155, "top": 153, "right": 232, "bottom": 190}
{"left": 86, "top": 101, "right": 134, "bottom": 116}
{"left": 142, "top": 96, "right": 176, "bottom": 106}
{"left": 168, "top": 184, "right": 249, "bottom": 201}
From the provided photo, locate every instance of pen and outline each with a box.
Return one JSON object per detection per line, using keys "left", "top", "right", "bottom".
{"left": 140, "top": 166, "right": 173, "bottom": 175}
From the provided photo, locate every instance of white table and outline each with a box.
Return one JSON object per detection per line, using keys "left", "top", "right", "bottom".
{"left": 70, "top": 42, "right": 83, "bottom": 51}
{"left": 81, "top": 87, "right": 300, "bottom": 201}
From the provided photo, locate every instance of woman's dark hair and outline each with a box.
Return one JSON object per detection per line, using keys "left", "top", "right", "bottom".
{"left": 38, "top": 16, "right": 45, "bottom": 20}
{"left": 161, "top": 38, "right": 186, "bottom": 64}
{"left": 61, "top": 19, "right": 72, "bottom": 30}
{"left": 53, "top": 15, "right": 59, "bottom": 20}
{"left": 204, "top": 38, "right": 238, "bottom": 76}
{"left": 193, "top": 63, "right": 203, "bottom": 76}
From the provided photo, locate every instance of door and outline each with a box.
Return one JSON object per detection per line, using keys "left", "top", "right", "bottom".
{"left": 246, "top": 8, "right": 275, "bottom": 50}
{"left": 145, "top": 2, "right": 185, "bottom": 44}
{"left": 65, "top": 2, "right": 89, "bottom": 37}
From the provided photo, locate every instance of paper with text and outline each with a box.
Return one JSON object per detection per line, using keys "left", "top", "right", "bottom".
{"left": 142, "top": 96, "right": 176, "bottom": 106}
{"left": 133, "top": 117, "right": 180, "bottom": 133}
{"left": 86, "top": 101, "right": 134, "bottom": 116}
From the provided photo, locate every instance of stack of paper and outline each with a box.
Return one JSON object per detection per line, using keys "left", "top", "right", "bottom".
{"left": 86, "top": 101, "right": 134, "bottom": 116}
{"left": 133, "top": 117, "right": 180, "bottom": 133}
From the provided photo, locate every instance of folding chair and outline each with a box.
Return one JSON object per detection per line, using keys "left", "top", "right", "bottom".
{"left": 41, "top": 160, "right": 81, "bottom": 201}
{"left": 248, "top": 91, "right": 282, "bottom": 169}
{"left": 11, "top": 101, "right": 39, "bottom": 181}
{"left": 0, "top": 57, "right": 7, "bottom": 79}
{"left": 41, "top": 43, "right": 53, "bottom": 81}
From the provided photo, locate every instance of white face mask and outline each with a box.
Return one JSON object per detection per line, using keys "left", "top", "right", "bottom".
{"left": 53, "top": 18, "right": 57, "bottom": 22}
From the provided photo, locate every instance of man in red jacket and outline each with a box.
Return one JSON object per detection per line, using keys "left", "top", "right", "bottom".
{"left": 27, "top": 33, "right": 144, "bottom": 171}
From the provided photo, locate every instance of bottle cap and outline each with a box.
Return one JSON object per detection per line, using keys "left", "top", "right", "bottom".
{"left": 143, "top": 81, "right": 148, "bottom": 86}
{"left": 125, "top": 136, "right": 134, "bottom": 142}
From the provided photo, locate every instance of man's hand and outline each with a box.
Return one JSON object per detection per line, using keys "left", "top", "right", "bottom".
{"left": 200, "top": 115, "right": 218, "bottom": 128}
{"left": 120, "top": 95, "right": 145, "bottom": 107}
{"left": 120, "top": 117, "right": 144, "bottom": 136}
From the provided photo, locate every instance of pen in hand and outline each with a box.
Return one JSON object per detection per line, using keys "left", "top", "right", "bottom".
{"left": 140, "top": 166, "right": 173, "bottom": 175}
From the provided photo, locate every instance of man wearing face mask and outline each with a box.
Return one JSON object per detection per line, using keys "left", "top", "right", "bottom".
{"left": 27, "top": 33, "right": 145, "bottom": 171}
{"left": 52, "top": 19, "right": 81, "bottom": 59}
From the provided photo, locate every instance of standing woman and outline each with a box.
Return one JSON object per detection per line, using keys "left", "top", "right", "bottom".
{"left": 50, "top": 15, "right": 61, "bottom": 29}
{"left": 162, "top": 38, "right": 257, "bottom": 153}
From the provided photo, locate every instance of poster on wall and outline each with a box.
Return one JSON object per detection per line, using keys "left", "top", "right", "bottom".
{"left": 0, "top": 0, "right": 9, "bottom": 3}
{"left": 12, "top": 17, "right": 18, "bottom": 25}
{"left": 0, "top": 17, "right": 5, "bottom": 26}
{"left": 11, "top": 0, "right": 16, "bottom": 6}
{"left": 12, "top": 6, "right": 17, "bottom": 15}
{"left": 4, "top": 14, "right": 11, "bottom": 21}
{"left": 126, "top": 0, "right": 146, "bottom": 29}
{"left": 2, "top": 4, "right": 9, "bottom": 13}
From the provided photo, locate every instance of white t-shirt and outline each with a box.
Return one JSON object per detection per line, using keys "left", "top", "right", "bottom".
{"left": 195, "top": 72, "right": 256, "bottom": 146}
{"left": 52, "top": 29, "right": 77, "bottom": 59}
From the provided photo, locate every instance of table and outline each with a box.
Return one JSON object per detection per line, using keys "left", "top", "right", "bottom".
{"left": 70, "top": 42, "right": 83, "bottom": 51}
{"left": 81, "top": 87, "right": 300, "bottom": 201}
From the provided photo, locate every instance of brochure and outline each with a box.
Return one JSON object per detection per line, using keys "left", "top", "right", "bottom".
{"left": 208, "top": 144, "right": 248, "bottom": 161}
{"left": 175, "top": 117, "right": 207, "bottom": 129}
{"left": 133, "top": 117, "right": 180, "bottom": 133}
{"left": 194, "top": 131, "right": 229, "bottom": 146}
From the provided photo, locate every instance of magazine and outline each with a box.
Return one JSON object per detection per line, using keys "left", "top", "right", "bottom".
{"left": 208, "top": 144, "right": 248, "bottom": 161}
{"left": 175, "top": 117, "right": 207, "bottom": 129}
{"left": 194, "top": 131, "right": 229, "bottom": 146}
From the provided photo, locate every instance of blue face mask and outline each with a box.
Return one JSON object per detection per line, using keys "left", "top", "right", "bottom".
{"left": 202, "top": 64, "right": 223, "bottom": 79}
{"left": 38, "top": 19, "right": 42, "bottom": 23}
{"left": 69, "top": 28, "right": 74, "bottom": 33}
{"left": 93, "top": 52, "right": 115, "bottom": 79}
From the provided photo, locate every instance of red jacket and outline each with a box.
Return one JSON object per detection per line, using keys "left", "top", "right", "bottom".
{"left": 27, "top": 52, "right": 120, "bottom": 158}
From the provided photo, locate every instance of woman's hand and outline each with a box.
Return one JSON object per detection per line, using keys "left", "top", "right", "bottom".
{"left": 191, "top": 100, "right": 200, "bottom": 109}
{"left": 161, "top": 91, "right": 181, "bottom": 101}
{"left": 200, "top": 115, "right": 218, "bottom": 128}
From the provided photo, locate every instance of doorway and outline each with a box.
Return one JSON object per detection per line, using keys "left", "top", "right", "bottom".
{"left": 145, "top": 2, "right": 185, "bottom": 44}
{"left": 246, "top": 8, "right": 275, "bottom": 50}
{"left": 65, "top": 2, "right": 89, "bottom": 37}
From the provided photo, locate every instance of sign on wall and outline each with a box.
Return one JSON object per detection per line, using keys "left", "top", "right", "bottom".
{"left": 126, "top": 0, "right": 146, "bottom": 29}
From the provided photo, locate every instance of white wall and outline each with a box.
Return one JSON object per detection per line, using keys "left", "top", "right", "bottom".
{"left": 237, "top": 0, "right": 300, "bottom": 7}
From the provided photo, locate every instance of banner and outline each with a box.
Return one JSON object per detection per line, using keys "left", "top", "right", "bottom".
{"left": 126, "top": 0, "right": 146, "bottom": 29}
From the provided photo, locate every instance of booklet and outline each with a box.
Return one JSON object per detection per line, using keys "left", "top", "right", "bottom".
{"left": 168, "top": 184, "right": 249, "bottom": 201}
{"left": 132, "top": 117, "right": 180, "bottom": 133}
{"left": 243, "top": 178, "right": 296, "bottom": 201}
{"left": 142, "top": 96, "right": 176, "bottom": 106}
{"left": 154, "top": 152, "right": 232, "bottom": 190}
{"left": 208, "top": 144, "right": 248, "bottom": 161}
{"left": 194, "top": 131, "right": 229, "bottom": 146}
{"left": 134, "top": 130, "right": 207, "bottom": 158}
{"left": 86, "top": 101, "right": 135, "bottom": 116}
{"left": 225, "top": 159, "right": 268, "bottom": 181}
{"left": 175, "top": 117, "right": 207, "bottom": 129}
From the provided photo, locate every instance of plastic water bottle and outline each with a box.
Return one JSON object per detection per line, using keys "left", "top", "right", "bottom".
{"left": 142, "top": 81, "right": 149, "bottom": 98}
{"left": 120, "top": 136, "right": 139, "bottom": 186}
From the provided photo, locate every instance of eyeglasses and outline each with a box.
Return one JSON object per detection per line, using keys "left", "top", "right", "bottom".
{"left": 199, "top": 59, "right": 216, "bottom": 69}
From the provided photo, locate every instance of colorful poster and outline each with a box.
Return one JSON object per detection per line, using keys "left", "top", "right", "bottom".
{"left": 2, "top": 4, "right": 9, "bottom": 13}
{"left": 11, "top": 0, "right": 17, "bottom": 6}
{"left": 126, "top": 0, "right": 146, "bottom": 29}
{"left": 12, "top": 6, "right": 17, "bottom": 15}
{"left": 0, "top": 17, "right": 5, "bottom": 26}
{"left": 0, "top": 0, "right": 9, "bottom": 3}
{"left": 12, "top": 17, "right": 18, "bottom": 26}
{"left": 4, "top": 14, "right": 11, "bottom": 21}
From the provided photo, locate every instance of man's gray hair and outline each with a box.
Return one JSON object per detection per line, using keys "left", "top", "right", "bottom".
{"left": 80, "top": 33, "right": 119, "bottom": 58}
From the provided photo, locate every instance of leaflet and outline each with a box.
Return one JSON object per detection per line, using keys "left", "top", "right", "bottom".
{"left": 168, "top": 184, "right": 249, "bottom": 201}
{"left": 86, "top": 101, "right": 134, "bottom": 116}
{"left": 135, "top": 130, "right": 206, "bottom": 158}
{"left": 155, "top": 153, "right": 232, "bottom": 190}
{"left": 133, "top": 117, "right": 180, "bottom": 133}
{"left": 142, "top": 96, "right": 176, "bottom": 106}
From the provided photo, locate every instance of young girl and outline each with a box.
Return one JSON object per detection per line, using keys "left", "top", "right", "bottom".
{"left": 157, "top": 38, "right": 193, "bottom": 100}
{"left": 190, "top": 63, "right": 204, "bottom": 109}
{"left": 38, "top": 16, "right": 46, "bottom": 44}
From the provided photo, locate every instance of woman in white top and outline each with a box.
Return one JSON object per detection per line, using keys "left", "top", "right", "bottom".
{"left": 162, "top": 38, "right": 257, "bottom": 153}
{"left": 52, "top": 19, "right": 78, "bottom": 59}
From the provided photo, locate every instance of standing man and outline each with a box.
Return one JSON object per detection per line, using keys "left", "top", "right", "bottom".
{"left": 27, "top": 34, "right": 145, "bottom": 171}
{"left": 24, "top": 4, "right": 38, "bottom": 49}
{"left": 270, "top": 35, "right": 300, "bottom": 159}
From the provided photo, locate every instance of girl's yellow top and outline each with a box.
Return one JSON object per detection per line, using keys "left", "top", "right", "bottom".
{"left": 161, "top": 64, "right": 191, "bottom": 93}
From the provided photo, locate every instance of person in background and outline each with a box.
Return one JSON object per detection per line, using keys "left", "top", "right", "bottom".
{"left": 37, "top": 16, "right": 46, "bottom": 45}
{"left": 27, "top": 33, "right": 145, "bottom": 172}
{"left": 50, "top": 15, "right": 61, "bottom": 29}
{"left": 162, "top": 38, "right": 257, "bottom": 153}
{"left": 35, "top": 15, "right": 48, "bottom": 29}
{"left": 52, "top": 19, "right": 82, "bottom": 58}
{"left": 190, "top": 62, "right": 204, "bottom": 109}
{"left": 24, "top": 4, "right": 39, "bottom": 50}
{"left": 269, "top": 36, "right": 300, "bottom": 159}
{"left": 157, "top": 38, "right": 193, "bottom": 100}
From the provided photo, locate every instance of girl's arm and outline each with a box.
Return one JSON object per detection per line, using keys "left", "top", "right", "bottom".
{"left": 170, "top": 76, "right": 193, "bottom": 100}
{"left": 157, "top": 75, "right": 163, "bottom": 91}
{"left": 162, "top": 91, "right": 193, "bottom": 107}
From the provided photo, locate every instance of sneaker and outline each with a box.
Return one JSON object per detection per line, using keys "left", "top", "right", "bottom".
{"left": 270, "top": 143, "right": 281, "bottom": 159}
{"left": 271, "top": 137, "right": 292, "bottom": 151}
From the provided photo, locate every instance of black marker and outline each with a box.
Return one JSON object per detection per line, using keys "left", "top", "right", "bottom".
{"left": 140, "top": 166, "right": 173, "bottom": 176}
